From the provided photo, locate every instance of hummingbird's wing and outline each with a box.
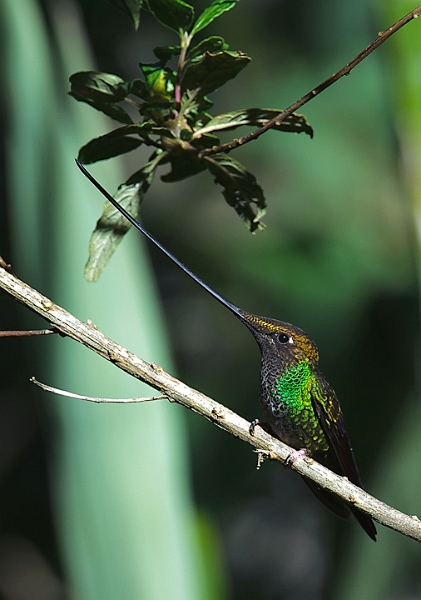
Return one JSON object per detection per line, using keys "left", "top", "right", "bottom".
{"left": 310, "top": 372, "right": 364, "bottom": 487}
{"left": 310, "top": 373, "right": 377, "bottom": 540}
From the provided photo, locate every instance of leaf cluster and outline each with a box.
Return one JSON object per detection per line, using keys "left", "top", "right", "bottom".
{"left": 70, "top": 0, "right": 312, "bottom": 280}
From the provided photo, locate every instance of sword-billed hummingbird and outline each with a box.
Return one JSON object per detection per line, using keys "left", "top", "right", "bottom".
{"left": 76, "top": 160, "right": 377, "bottom": 541}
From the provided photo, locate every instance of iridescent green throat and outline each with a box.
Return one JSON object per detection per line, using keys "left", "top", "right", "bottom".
{"left": 273, "top": 361, "right": 328, "bottom": 453}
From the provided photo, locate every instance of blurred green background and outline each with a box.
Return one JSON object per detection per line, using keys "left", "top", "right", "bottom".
{"left": 0, "top": 0, "right": 420, "bottom": 599}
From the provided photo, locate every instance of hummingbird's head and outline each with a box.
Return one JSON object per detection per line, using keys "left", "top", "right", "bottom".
{"left": 238, "top": 310, "right": 319, "bottom": 364}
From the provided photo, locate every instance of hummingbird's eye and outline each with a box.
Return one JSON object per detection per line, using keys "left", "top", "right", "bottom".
{"left": 278, "top": 333, "right": 290, "bottom": 344}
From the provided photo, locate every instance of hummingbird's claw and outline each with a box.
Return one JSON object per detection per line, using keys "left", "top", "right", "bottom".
{"left": 249, "top": 418, "right": 268, "bottom": 436}
{"left": 285, "top": 448, "right": 307, "bottom": 466}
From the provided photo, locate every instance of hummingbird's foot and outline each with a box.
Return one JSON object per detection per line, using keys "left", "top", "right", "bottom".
{"left": 285, "top": 448, "right": 307, "bottom": 466}
{"left": 249, "top": 418, "right": 268, "bottom": 436}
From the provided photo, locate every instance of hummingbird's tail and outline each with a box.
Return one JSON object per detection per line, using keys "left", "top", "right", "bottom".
{"left": 303, "top": 478, "right": 377, "bottom": 541}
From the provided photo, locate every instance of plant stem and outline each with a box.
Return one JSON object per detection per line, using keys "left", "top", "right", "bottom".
{"left": 174, "top": 31, "right": 191, "bottom": 115}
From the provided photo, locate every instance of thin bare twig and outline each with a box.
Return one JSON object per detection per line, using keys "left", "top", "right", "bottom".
{"left": 1, "top": 264, "right": 420, "bottom": 541}
{"left": 198, "top": 6, "right": 421, "bottom": 157}
{"left": 30, "top": 376, "right": 167, "bottom": 403}
{"left": 0, "top": 329, "right": 56, "bottom": 337}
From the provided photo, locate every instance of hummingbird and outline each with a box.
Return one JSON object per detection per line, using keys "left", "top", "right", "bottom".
{"left": 76, "top": 160, "right": 377, "bottom": 541}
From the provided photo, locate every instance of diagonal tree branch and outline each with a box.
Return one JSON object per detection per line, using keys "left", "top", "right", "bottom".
{"left": 198, "top": 5, "right": 421, "bottom": 157}
{"left": 1, "top": 264, "right": 420, "bottom": 541}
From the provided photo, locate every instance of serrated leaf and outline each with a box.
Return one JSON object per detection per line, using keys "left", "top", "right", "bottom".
{"left": 69, "top": 71, "right": 129, "bottom": 103}
{"left": 85, "top": 157, "right": 159, "bottom": 281}
{"left": 186, "top": 36, "right": 228, "bottom": 61}
{"left": 146, "top": 0, "right": 194, "bottom": 32}
{"left": 182, "top": 51, "right": 250, "bottom": 96}
{"left": 107, "top": 0, "right": 143, "bottom": 29}
{"left": 204, "top": 154, "right": 266, "bottom": 231}
{"left": 194, "top": 108, "right": 313, "bottom": 138}
{"left": 191, "top": 0, "right": 238, "bottom": 35}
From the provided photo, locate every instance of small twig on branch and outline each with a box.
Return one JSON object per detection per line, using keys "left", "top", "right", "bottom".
{"left": 0, "top": 257, "right": 12, "bottom": 272}
{"left": 1, "top": 264, "right": 420, "bottom": 541}
{"left": 198, "top": 5, "right": 421, "bottom": 157}
{"left": 0, "top": 328, "right": 56, "bottom": 337}
{"left": 30, "top": 376, "right": 167, "bottom": 403}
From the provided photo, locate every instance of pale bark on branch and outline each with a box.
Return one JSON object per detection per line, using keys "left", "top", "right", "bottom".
{"left": 1, "top": 264, "right": 420, "bottom": 542}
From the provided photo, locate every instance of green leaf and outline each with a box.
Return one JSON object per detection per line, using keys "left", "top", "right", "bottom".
{"left": 85, "top": 154, "right": 161, "bottom": 281}
{"left": 153, "top": 45, "right": 181, "bottom": 61}
{"left": 77, "top": 123, "right": 170, "bottom": 164}
{"left": 107, "top": 0, "right": 143, "bottom": 29}
{"left": 194, "top": 108, "right": 313, "bottom": 138}
{"left": 71, "top": 96, "right": 133, "bottom": 124}
{"left": 204, "top": 154, "right": 266, "bottom": 231}
{"left": 182, "top": 51, "right": 250, "bottom": 96}
{"left": 191, "top": 0, "right": 238, "bottom": 35}
{"left": 69, "top": 72, "right": 133, "bottom": 123}
{"left": 190, "top": 131, "right": 220, "bottom": 150}
{"left": 161, "top": 153, "right": 206, "bottom": 182}
{"left": 127, "top": 156, "right": 170, "bottom": 185}
{"left": 69, "top": 71, "right": 129, "bottom": 103}
{"left": 186, "top": 36, "right": 228, "bottom": 61}
{"left": 140, "top": 64, "right": 175, "bottom": 99}
{"left": 78, "top": 129, "right": 144, "bottom": 164}
{"left": 128, "top": 78, "right": 149, "bottom": 100}
{"left": 85, "top": 183, "right": 142, "bottom": 281}
{"left": 146, "top": 0, "right": 194, "bottom": 32}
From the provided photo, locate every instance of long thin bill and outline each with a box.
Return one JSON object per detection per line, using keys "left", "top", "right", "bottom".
{"left": 76, "top": 160, "right": 244, "bottom": 321}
